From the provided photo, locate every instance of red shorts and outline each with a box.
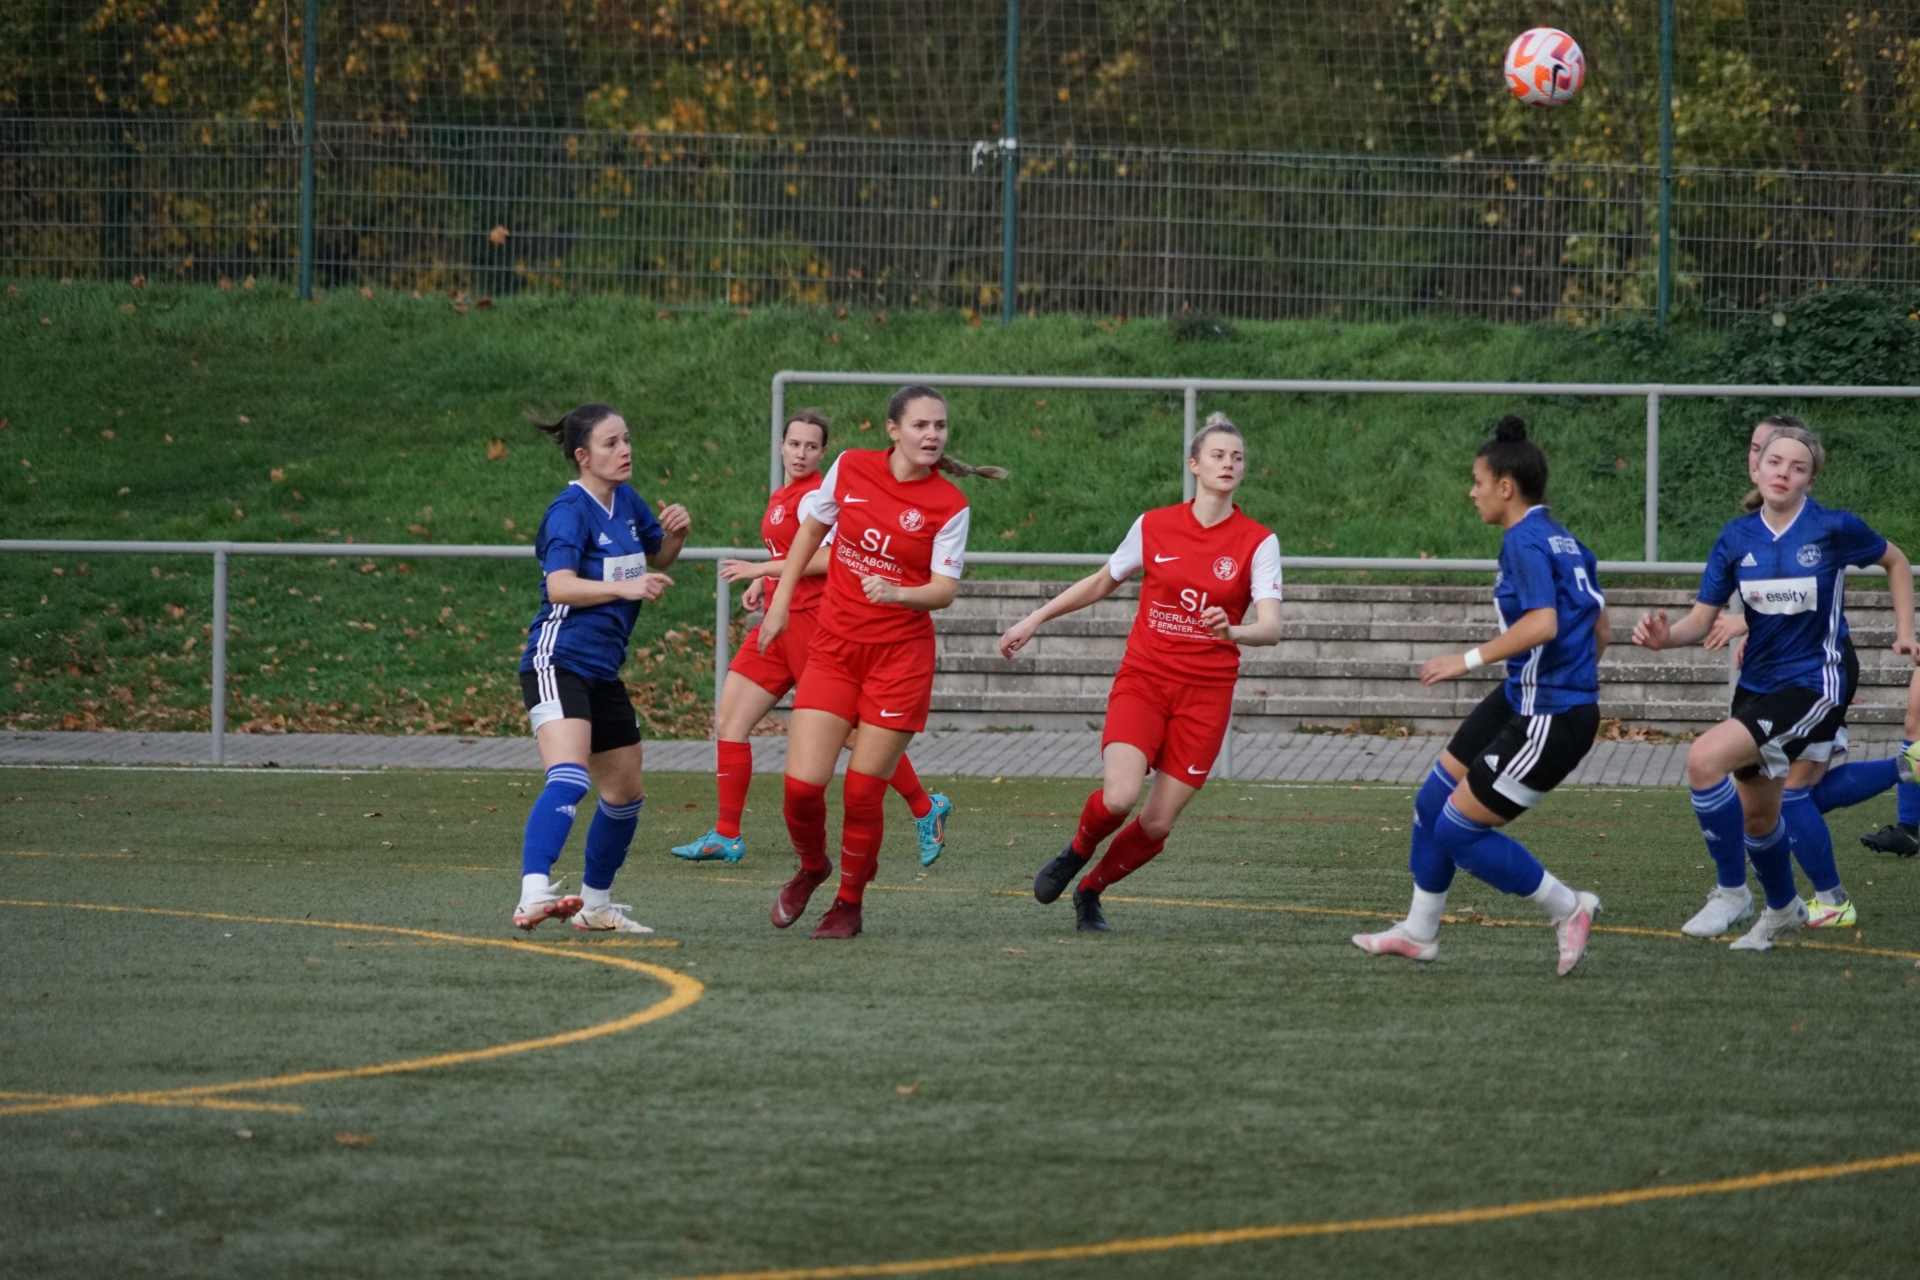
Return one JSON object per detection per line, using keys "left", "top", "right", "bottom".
{"left": 728, "top": 609, "right": 819, "bottom": 698}
{"left": 1102, "top": 666, "right": 1234, "bottom": 788}
{"left": 792, "top": 627, "right": 937, "bottom": 732}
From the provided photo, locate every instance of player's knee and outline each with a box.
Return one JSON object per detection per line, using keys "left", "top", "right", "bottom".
{"left": 1100, "top": 784, "right": 1139, "bottom": 816}
{"left": 1684, "top": 742, "right": 1726, "bottom": 790}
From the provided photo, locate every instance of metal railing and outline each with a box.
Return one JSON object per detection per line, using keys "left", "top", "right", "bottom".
{"left": 772, "top": 371, "right": 1920, "bottom": 564}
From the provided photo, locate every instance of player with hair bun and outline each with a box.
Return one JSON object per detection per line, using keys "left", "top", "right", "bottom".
{"left": 1354, "top": 416, "right": 1607, "bottom": 975}
{"left": 999, "top": 412, "right": 1283, "bottom": 932}
{"left": 758, "top": 385, "right": 1005, "bottom": 939}
{"left": 513, "top": 402, "right": 689, "bottom": 934}
{"left": 671, "top": 409, "right": 954, "bottom": 867}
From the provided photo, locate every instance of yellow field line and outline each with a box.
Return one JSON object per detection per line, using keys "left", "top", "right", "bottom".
{"left": 0, "top": 900, "right": 703, "bottom": 1119}
{"left": 672, "top": 1151, "right": 1920, "bottom": 1280}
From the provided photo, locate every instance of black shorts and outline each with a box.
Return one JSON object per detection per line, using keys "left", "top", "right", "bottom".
{"left": 519, "top": 666, "right": 641, "bottom": 754}
{"left": 1730, "top": 682, "right": 1843, "bottom": 781}
{"left": 1445, "top": 687, "right": 1600, "bottom": 822}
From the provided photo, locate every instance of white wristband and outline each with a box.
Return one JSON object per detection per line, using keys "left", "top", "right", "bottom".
{"left": 1462, "top": 647, "right": 1486, "bottom": 672}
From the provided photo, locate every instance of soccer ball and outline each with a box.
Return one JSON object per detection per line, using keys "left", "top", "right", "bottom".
{"left": 1503, "top": 28, "right": 1585, "bottom": 108}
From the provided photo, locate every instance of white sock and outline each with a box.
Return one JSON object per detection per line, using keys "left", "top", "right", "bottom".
{"left": 582, "top": 885, "right": 612, "bottom": 910}
{"left": 521, "top": 873, "right": 551, "bottom": 904}
{"left": 1403, "top": 888, "right": 1446, "bottom": 941}
{"left": 1529, "top": 872, "right": 1578, "bottom": 922}
{"left": 1816, "top": 887, "right": 1847, "bottom": 907}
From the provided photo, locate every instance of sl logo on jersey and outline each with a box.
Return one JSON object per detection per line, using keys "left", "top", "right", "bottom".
{"left": 1796, "top": 544, "right": 1822, "bottom": 568}
{"left": 769, "top": 504, "right": 786, "bottom": 526}
{"left": 898, "top": 508, "right": 925, "bottom": 532}
{"left": 1212, "top": 556, "right": 1238, "bottom": 581}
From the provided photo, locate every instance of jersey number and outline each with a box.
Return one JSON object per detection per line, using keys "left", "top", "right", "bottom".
{"left": 860, "top": 529, "right": 894, "bottom": 557}
{"left": 1573, "top": 566, "right": 1606, "bottom": 608}
{"left": 1180, "top": 589, "right": 1210, "bottom": 613}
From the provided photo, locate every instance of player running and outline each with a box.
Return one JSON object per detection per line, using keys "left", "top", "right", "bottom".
{"left": 1000, "top": 412, "right": 1283, "bottom": 932}
{"left": 1634, "top": 422, "right": 1920, "bottom": 950}
{"left": 669, "top": 410, "right": 953, "bottom": 867}
{"left": 513, "top": 403, "right": 689, "bottom": 934}
{"left": 758, "top": 385, "right": 1003, "bottom": 939}
{"left": 1353, "top": 418, "right": 1606, "bottom": 974}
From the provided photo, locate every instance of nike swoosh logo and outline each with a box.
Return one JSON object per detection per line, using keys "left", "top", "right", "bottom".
{"left": 1154, "top": 554, "right": 1179, "bottom": 563}
{"left": 879, "top": 710, "right": 904, "bottom": 718}
{"left": 843, "top": 496, "right": 869, "bottom": 503}
{"left": 1186, "top": 766, "right": 1207, "bottom": 775}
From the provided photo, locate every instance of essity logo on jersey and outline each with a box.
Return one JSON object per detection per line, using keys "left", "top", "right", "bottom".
{"left": 769, "top": 503, "right": 786, "bottom": 526}
{"left": 1212, "top": 556, "right": 1238, "bottom": 582}
{"left": 898, "top": 508, "right": 925, "bottom": 532}
{"left": 1740, "top": 576, "right": 1818, "bottom": 616}
{"left": 1796, "top": 543, "right": 1823, "bottom": 568}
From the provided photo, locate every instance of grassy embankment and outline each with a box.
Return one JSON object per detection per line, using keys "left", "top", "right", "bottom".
{"left": 6, "top": 281, "right": 1919, "bottom": 737}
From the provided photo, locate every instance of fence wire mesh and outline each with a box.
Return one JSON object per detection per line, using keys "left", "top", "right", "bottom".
{"left": 5, "top": 2, "right": 1920, "bottom": 320}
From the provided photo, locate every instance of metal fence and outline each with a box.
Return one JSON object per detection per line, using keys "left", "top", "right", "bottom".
{"left": 7, "top": 120, "right": 1920, "bottom": 323}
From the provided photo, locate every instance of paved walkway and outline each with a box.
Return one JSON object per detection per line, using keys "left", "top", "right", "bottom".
{"left": 14, "top": 728, "right": 1896, "bottom": 786}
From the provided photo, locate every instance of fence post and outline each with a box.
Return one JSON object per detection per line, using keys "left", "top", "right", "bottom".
{"left": 1656, "top": 0, "right": 1674, "bottom": 327}
{"left": 298, "top": 0, "right": 317, "bottom": 302}
{"left": 999, "top": 0, "right": 1020, "bottom": 326}
{"left": 769, "top": 374, "right": 786, "bottom": 494}
{"left": 211, "top": 548, "right": 228, "bottom": 765}
{"left": 713, "top": 565, "right": 729, "bottom": 743}
{"left": 1644, "top": 392, "right": 1660, "bottom": 562}
{"left": 1182, "top": 385, "right": 1197, "bottom": 500}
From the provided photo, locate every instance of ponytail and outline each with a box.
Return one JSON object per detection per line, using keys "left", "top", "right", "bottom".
{"left": 935, "top": 454, "right": 1010, "bottom": 481}
{"left": 526, "top": 403, "right": 619, "bottom": 474}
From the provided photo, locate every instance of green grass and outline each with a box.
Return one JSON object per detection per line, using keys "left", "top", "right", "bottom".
{"left": 7, "top": 281, "right": 1920, "bottom": 737}
{"left": 6, "top": 767, "right": 1920, "bottom": 1278}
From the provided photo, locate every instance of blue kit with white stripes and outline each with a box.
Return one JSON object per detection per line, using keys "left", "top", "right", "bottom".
{"left": 1493, "top": 506, "right": 1605, "bottom": 715}
{"left": 521, "top": 481, "right": 666, "bottom": 683}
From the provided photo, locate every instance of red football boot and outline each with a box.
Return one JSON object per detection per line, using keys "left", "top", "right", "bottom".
{"left": 771, "top": 861, "right": 833, "bottom": 929}
{"left": 811, "top": 897, "right": 863, "bottom": 939}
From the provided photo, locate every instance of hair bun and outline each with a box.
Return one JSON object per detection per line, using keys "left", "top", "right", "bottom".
{"left": 1493, "top": 414, "right": 1529, "bottom": 443}
{"left": 1203, "top": 410, "right": 1236, "bottom": 430}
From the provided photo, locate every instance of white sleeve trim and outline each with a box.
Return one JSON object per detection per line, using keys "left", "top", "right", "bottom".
{"left": 930, "top": 506, "right": 971, "bottom": 579}
{"left": 809, "top": 457, "right": 842, "bottom": 527}
{"left": 1107, "top": 516, "right": 1145, "bottom": 581}
{"left": 1250, "top": 533, "right": 1283, "bottom": 602}
{"left": 796, "top": 488, "right": 834, "bottom": 545}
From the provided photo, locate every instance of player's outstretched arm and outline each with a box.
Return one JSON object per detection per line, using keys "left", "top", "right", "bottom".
{"left": 1594, "top": 607, "right": 1611, "bottom": 661}
{"left": 760, "top": 515, "right": 830, "bottom": 650}
{"left": 543, "top": 567, "right": 672, "bottom": 607}
{"left": 1879, "top": 540, "right": 1919, "bottom": 663}
{"left": 1419, "top": 606, "right": 1556, "bottom": 686}
{"left": 650, "top": 503, "right": 692, "bottom": 570}
{"left": 1632, "top": 601, "right": 1719, "bottom": 652}
{"left": 997, "top": 566, "right": 1126, "bottom": 658}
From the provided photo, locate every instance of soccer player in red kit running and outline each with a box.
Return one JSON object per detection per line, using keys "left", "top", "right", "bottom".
{"left": 758, "top": 385, "right": 1005, "bottom": 938}
{"left": 670, "top": 409, "right": 955, "bottom": 867}
{"left": 997, "top": 412, "right": 1283, "bottom": 931}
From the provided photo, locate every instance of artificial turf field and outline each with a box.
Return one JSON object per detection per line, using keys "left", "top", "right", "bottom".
{"left": 5, "top": 766, "right": 1920, "bottom": 1279}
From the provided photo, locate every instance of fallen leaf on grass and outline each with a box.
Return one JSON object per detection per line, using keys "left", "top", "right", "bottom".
{"left": 334, "top": 1132, "right": 374, "bottom": 1146}
{"left": 1002, "top": 948, "right": 1027, "bottom": 955}
{"left": 235, "top": 1128, "right": 252, "bottom": 1139}
{"left": 893, "top": 1083, "right": 921, "bottom": 1096}
{"left": 363, "top": 811, "right": 381, "bottom": 818}
{"left": 359, "top": 286, "right": 374, "bottom": 299}
{"left": 1790, "top": 1020, "right": 1804, "bottom": 1032}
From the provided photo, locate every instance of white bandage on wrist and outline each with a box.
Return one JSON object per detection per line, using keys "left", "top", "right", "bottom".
{"left": 1462, "top": 647, "right": 1486, "bottom": 672}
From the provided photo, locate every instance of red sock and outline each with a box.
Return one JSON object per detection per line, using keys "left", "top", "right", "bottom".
{"left": 1071, "top": 788, "right": 1129, "bottom": 856}
{"left": 715, "top": 740, "right": 754, "bottom": 838}
{"left": 890, "top": 754, "right": 933, "bottom": 819}
{"left": 837, "top": 770, "right": 889, "bottom": 904}
{"left": 782, "top": 775, "right": 831, "bottom": 872}
{"left": 1081, "top": 821, "right": 1166, "bottom": 893}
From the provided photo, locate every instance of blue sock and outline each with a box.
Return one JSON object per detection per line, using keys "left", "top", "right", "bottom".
{"left": 521, "top": 763, "right": 590, "bottom": 877}
{"left": 1781, "top": 788, "right": 1840, "bottom": 895}
{"left": 1900, "top": 742, "right": 1920, "bottom": 828}
{"left": 1433, "top": 800, "right": 1546, "bottom": 898}
{"left": 583, "top": 797, "right": 644, "bottom": 891}
{"left": 1744, "top": 818, "right": 1797, "bottom": 910}
{"left": 1691, "top": 779, "right": 1748, "bottom": 890}
{"left": 1810, "top": 758, "right": 1898, "bottom": 813}
{"left": 1408, "top": 762, "right": 1458, "bottom": 894}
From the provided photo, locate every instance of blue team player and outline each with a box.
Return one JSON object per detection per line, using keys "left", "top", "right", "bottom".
{"left": 512, "top": 403, "right": 690, "bottom": 934}
{"left": 1634, "top": 421, "right": 1920, "bottom": 950}
{"left": 1355, "top": 416, "right": 1607, "bottom": 976}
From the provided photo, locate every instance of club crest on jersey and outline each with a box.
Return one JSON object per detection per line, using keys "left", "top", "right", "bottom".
{"left": 770, "top": 504, "right": 786, "bottom": 526}
{"left": 627, "top": 521, "right": 638, "bottom": 540}
{"left": 1212, "top": 556, "right": 1238, "bottom": 582}
{"left": 898, "top": 508, "right": 925, "bottom": 532}
{"left": 1796, "top": 543, "right": 1822, "bottom": 568}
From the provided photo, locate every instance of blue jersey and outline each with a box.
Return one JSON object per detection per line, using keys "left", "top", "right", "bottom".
{"left": 1697, "top": 497, "right": 1885, "bottom": 701}
{"left": 1494, "top": 507, "right": 1605, "bottom": 715}
{"left": 520, "top": 482, "right": 665, "bottom": 682}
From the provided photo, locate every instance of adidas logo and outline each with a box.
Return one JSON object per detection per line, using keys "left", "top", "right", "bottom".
{"left": 597, "top": 532, "right": 613, "bottom": 546}
{"left": 1484, "top": 754, "right": 1501, "bottom": 770}
{"left": 1702, "top": 829, "right": 1720, "bottom": 841}
{"left": 558, "top": 804, "right": 577, "bottom": 818}
{"left": 1756, "top": 719, "right": 1773, "bottom": 734}
{"left": 1740, "top": 552, "right": 1758, "bottom": 567}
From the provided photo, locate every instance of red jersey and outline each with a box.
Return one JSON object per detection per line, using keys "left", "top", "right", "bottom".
{"left": 763, "top": 471, "right": 827, "bottom": 615}
{"left": 810, "top": 447, "right": 971, "bottom": 644}
{"left": 1109, "top": 502, "right": 1282, "bottom": 686}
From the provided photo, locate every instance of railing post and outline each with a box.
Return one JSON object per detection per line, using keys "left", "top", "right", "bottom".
{"left": 998, "top": 0, "right": 1020, "bottom": 325}
{"left": 1644, "top": 391, "right": 1660, "bottom": 562}
{"left": 1656, "top": 0, "right": 1675, "bottom": 327}
{"left": 1182, "top": 385, "right": 1197, "bottom": 501}
{"left": 1219, "top": 718, "right": 1234, "bottom": 780}
{"left": 211, "top": 547, "right": 228, "bottom": 765}
{"left": 713, "top": 565, "right": 729, "bottom": 743}
{"left": 298, "top": 0, "right": 317, "bottom": 302}
{"left": 770, "top": 374, "right": 786, "bottom": 495}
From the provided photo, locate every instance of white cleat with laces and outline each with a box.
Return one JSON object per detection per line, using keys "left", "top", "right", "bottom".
{"left": 572, "top": 902, "right": 654, "bottom": 934}
{"left": 1727, "top": 897, "right": 1807, "bottom": 952}
{"left": 513, "top": 878, "right": 584, "bottom": 931}
{"left": 1554, "top": 892, "right": 1601, "bottom": 976}
{"left": 1681, "top": 884, "right": 1754, "bottom": 938}
{"left": 1352, "top": 923, "right": 1439, "bottom": 962}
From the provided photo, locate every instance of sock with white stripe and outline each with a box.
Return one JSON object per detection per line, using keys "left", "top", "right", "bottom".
{"left": 1690, "top": 780, "right": 1748, "bottom": 890}
{"left": 1782, "top": 788, "right": 1842, "bottom": 898}
{"left": 1432, "top": 801, "right": 1547, "bottom": 898}
{"left": 1809, "top": 758, "right": 1898, "bottom": 813}
{"left": 1744, "top": 818, "right": 1798, "bottom": 911}
{"left": 1408, "top": 761, "right": 1458, "bottom": 894}
{"left": 522, "top": 764, "right": 590, "bottom": 877}
{"left": 583, "top": 796, "right": 645, "bottom": 892}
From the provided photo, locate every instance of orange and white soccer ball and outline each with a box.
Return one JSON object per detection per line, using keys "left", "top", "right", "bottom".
{"left": 1504, "top": 28, "right": 1585, "bottom": 107}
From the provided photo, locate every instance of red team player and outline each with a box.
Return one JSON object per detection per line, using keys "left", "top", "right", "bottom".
{"left": 758, "top": 385, "right": 1005, "bottom": 938}
{"left": 998, "top": 413, "right": 1283, "bottom": 930}
{"left": 670, "top": 409, "right": 955, "bottom": 867}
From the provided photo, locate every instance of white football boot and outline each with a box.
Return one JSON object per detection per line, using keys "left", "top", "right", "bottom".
{"left": 1554, "top": 892, "right": 1601, "bottom": 976}
{"left": 1727, "top": 897, "right": 1808, "bottom": 952}
{"left": 513, "top": 877, "right": 584, "bottom": 931}
{"left": 1352, "top": 923, "right": 1439, "bottom": 962}
{"left": 1681, "top": 884, "right": 1754, "bottom": 938}
{"left": 572, "top": 901, "right": 654, "bottom": 934}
